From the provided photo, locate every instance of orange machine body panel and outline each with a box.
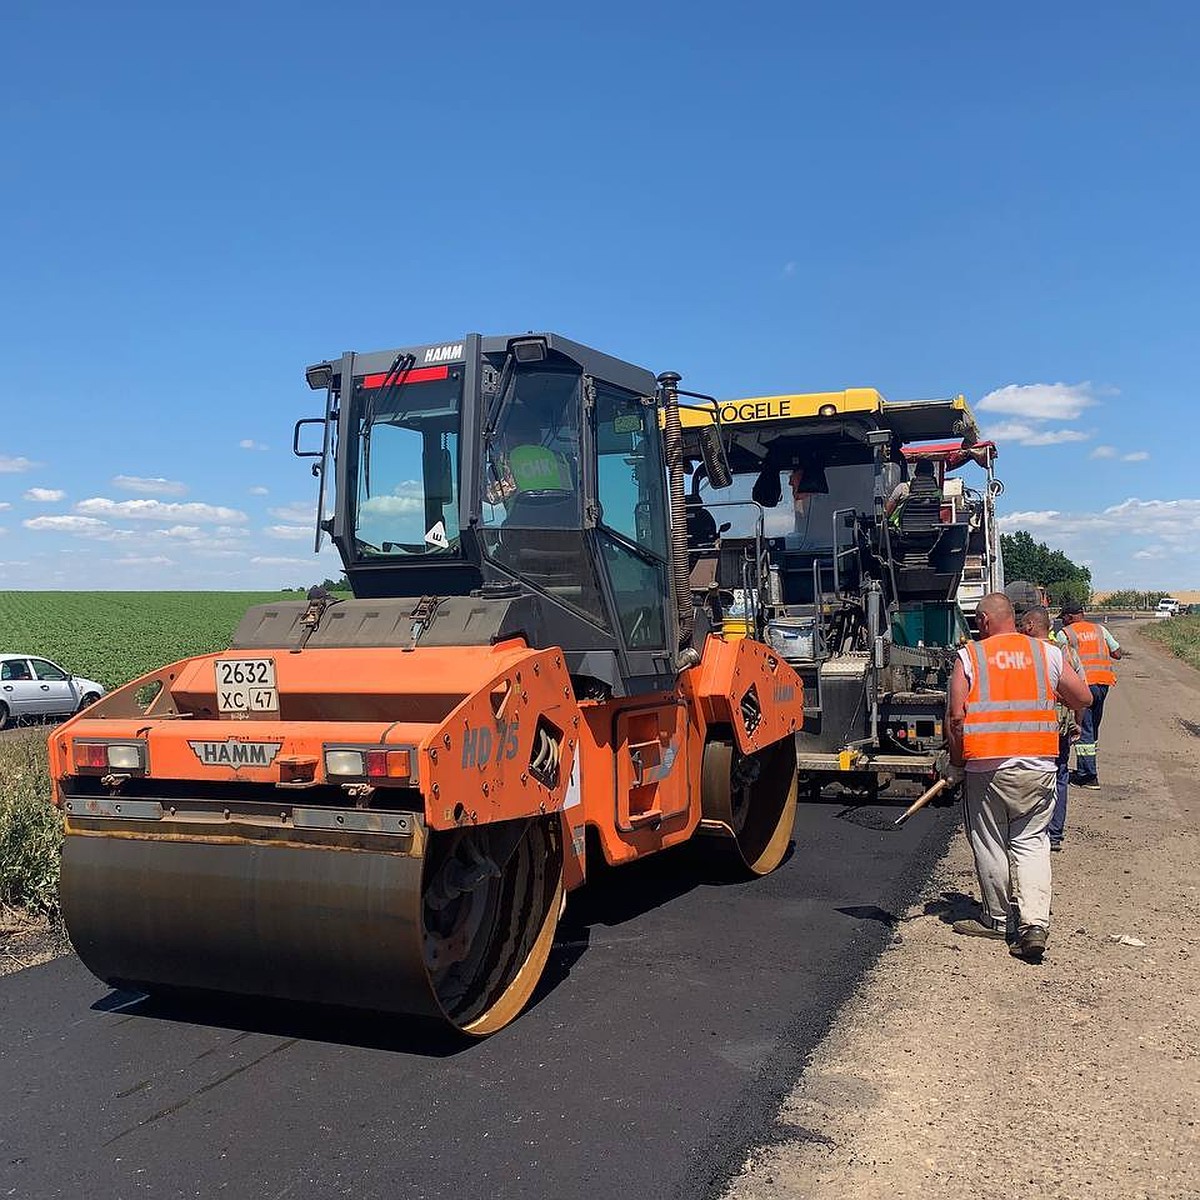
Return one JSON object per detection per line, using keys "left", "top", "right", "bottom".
{"left": 51, "top": 630, "right": 804, "bottom": 888}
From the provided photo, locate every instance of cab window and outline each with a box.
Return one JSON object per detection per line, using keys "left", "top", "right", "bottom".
{"left": 32, "top": 659, "right": 68, "bottom": 681}
{"left": 1, "top": 660, "right": 31, "bottom": 681}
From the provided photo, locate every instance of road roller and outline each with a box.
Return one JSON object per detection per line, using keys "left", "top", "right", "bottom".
{"left": 50, "top": 333, "right": 803, "bottom": 1035}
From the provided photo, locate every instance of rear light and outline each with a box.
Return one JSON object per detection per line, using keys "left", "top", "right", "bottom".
{"left": 324, "top": 746, "right": 413, "bottom": 783}
{"left": 74, "top": 743, "right": 108, "bottom": 770}
{"left": 73, "top": 741, "right": 146, "bottom": 772}
{"left": 366, "top": 749, "right": 411, "bottom": 779}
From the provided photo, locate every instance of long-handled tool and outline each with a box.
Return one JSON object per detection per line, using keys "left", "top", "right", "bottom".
{"left": 893, "top": 778, "right": 951, "bottom": 827}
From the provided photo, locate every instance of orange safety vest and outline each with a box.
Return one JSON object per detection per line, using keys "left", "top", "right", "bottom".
{"left": 1061, "top": 621, "right": 1116, "bottom": 686}
{"left": 962, "top": 632, "right": 1059, "bottom": 761}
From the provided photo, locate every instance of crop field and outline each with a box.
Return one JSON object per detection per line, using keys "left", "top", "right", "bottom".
{"left": 0, "top": 591, "right": 293, "bottom": 691}
{"left": 0, "top": 591, "right": 296, "bottom": 917}
{"left": 1141, "top": 613, "right": 1200, "bottom": 673}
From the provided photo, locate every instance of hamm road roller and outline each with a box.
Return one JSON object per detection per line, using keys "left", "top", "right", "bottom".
{"left": 51, "top": 333, "right": 804, "bottom": 1035}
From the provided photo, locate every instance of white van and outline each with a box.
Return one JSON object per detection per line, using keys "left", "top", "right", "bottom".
{"left": 1155, "top": 597, "right": 1180, "bottom": 618}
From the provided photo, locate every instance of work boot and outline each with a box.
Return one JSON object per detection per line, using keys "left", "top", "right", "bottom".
{"left": 1010, "top": 926, "right": 1048, "bottom": 962}
{"left": 1050, "top": 841, "right": 1064, "bottom": 853}
{"left": 952, "top": 919, "right": 1006, "bottom": 940}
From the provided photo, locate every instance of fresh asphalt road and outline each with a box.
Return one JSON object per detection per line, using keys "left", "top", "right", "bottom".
{"left": 1, "top": 798, "right": 955, "bottom": 1200}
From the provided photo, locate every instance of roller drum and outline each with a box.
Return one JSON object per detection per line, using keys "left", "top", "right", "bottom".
{"left": 61, "top": 815, "right": 563, "bottom": 1036}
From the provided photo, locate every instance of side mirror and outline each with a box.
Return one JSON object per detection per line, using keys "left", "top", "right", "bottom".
{"left": 293, "top": 418, "right": 325, "bottom": 458}
{"left": 698, "top": 423, "right": 733, "bottom": 490}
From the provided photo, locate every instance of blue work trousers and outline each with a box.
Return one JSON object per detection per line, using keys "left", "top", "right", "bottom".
{"left": 1075, "top": 683, "right": 1109, "bottom": 783}
{"left": 1049, "top": 735, "right": 1071, "bottom": 844}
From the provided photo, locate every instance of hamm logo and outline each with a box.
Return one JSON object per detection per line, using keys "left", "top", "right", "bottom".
{"left": 189, "top": 739, "right": 282, "bottom": 768}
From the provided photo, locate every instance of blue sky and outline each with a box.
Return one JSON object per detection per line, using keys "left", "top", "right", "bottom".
{"left": 2, "top": 1, "right": 1198, "bottom": 591}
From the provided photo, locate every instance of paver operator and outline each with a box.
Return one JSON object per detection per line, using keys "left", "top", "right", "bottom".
{"left": 943, "top": 592, "right": 1092, "bottom": 962}
{"left": 1055, "top": 600, "right": 1122, "bottom": 790}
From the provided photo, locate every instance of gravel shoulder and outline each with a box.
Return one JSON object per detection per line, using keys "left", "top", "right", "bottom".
{"left": 726, "top": 624, "right": 1200, "bottom": 1200}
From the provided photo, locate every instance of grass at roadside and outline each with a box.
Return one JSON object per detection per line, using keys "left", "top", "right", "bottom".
{"left": 0, "top": 732, "right": 60, "bottom": 918}
{"left": 1140, "top": 614, "right": 1200, "bottom": 673}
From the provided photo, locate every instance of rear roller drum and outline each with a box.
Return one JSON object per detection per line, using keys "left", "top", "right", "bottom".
{"left": 700, "top": 738, "right": 798, "bottom": 876}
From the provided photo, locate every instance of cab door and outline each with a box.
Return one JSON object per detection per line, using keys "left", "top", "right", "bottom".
{"left": 592, "top": 382, "right": 672, "bottom": 657}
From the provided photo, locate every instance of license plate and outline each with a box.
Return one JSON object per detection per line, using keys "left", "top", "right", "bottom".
{"left": 215, "top": 658, "right": 279, "bottom": 714}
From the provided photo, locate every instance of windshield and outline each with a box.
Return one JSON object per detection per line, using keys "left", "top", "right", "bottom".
{"left": 350, "top": 364, "right": 464, "bottom": 557}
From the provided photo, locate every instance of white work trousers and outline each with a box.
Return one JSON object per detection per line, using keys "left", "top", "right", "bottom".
{"left": 962, "top": 766, "right": 1055, "bottom": 935}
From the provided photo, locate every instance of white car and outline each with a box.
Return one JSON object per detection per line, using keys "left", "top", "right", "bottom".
{"left": 0, "top": 654, "right": 106, "bottom": 728}
{"left": 1155, "top": 598, "right": 1181, "bottom": 619}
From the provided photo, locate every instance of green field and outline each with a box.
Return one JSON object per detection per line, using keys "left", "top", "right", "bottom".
{"left": 0, "top": 591, "right": 299, "bottom": 918}
{"left": 0, "top": 591, "right": 294, "bottom": 691}
{"left": 1141, "top": 614, "right": 1200, "bottom": 673}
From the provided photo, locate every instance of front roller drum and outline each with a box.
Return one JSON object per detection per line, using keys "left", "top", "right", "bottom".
{"left": 699, "top": 737, "right": 798, "bottom": 876}
{"left": 61, "top": 816, "right": 563, "bottom": 1037}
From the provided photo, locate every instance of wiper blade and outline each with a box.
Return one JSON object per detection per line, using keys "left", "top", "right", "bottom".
{"left": 362, "top": 352, "right": 414, "bottom": 497}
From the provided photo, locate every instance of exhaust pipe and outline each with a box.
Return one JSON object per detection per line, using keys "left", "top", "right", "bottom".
{"left": 658, "top": 371, "right": 697, "bottom": 665}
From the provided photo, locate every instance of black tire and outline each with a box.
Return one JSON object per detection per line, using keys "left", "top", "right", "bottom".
{"left": 0, "top": 702, "right": 9, "bottom": 731}
{"left": 76, "top": 692, "right": 101, "bottom": 714}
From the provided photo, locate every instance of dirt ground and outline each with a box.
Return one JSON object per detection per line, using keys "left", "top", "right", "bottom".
{"left": 727, "top": 623, "right": 1200, "bottom": 1200}
{"left": 0, "top": 905, "right": 63, "bottom": 978}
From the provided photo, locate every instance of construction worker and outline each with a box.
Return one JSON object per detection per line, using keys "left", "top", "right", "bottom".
{"left": 884, "top": 458, "right": 942, "bottom": 527}
{"left": 944, "top": 593, "right": 1091, "bottom": 962}
{"left": 1056, "top": 600, "right": 1122, "bottom": 789}
{"left": 1020, "top": 604, "right": 1089, "bottom": 851}
{"left": 485, "top": 403, "right": 576, "bottom": 509}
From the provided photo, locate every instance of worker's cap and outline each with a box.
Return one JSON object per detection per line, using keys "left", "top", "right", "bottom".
{"left": 1059, "top": 599, "right": 1085, "bottom": 616}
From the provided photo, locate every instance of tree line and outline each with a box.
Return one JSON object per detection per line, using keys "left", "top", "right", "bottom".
{"left": 1000, "top": 530, "right": 1092, "bottom": 609}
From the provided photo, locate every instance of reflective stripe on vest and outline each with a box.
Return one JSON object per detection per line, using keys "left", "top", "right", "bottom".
{"left": 963, "top": 632, "right": 1058, "bottom": 760}
{"left": 1062, "top": 621, "right": 1116, "bottom": 686}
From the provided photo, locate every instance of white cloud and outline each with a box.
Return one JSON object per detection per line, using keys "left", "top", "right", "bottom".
{"left": 359, "top": 494, "right": 424, "bottom": 516}
{"left": 239, "top": 439, "right": 269, "bottom": 451}
{"left": 1001, "top": 498, "right": 1200, "bottom": 539}
{"left": 0, "top": 502, "right": 11, "bottom": 511}
{"left": 996, "top": 509, "right": 1060, "bottom": 532}
{"left": 268, "top": 501, "right": 316, "bottom": 524}
{"left": 264, "top": 525, "right": 312, "bottom": 540}
{"left": 1000, "top": 498, "right": 1200, "bottom": 587}
{"left": 0, "top": 455, "right": 40, "bottom": 473}
{"left": 75, "top": 497, "right": 248, "bottom": 524}
{"left": 112, "top": 475, "right": 188, "bottom": 496}
{"left": 977, "top": 382, "right": 1100, "bottom": 421}
{"left": 248, "top": 485, "right": 269, "bottom": 496}
{"left": 24, "top": 515, "right": 117, "bottom": 536}
{"left": 1090, "top": 445, "right": 1117, "bottom": 459}
{"left": 114, "top": 555, "right": 175, "bottom": 566}
{"left": 23, "top": 487, "right": 65, "bottom": 502}
{"left": 1122, "top": 451, "right": 1150, "bottom": 462}
{"left": 984, "top": 421, "right": 1090, "bottom": 447}
{"left": 251, "top": 555, "right": 315, "bottom": 566}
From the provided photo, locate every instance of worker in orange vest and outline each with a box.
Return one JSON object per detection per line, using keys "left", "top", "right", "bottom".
{"left": 1055, "top": 600, "right": 1122, "bottom": 789}
{"left": 944, "top": 593, "right": 1091, "bottom": 962}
